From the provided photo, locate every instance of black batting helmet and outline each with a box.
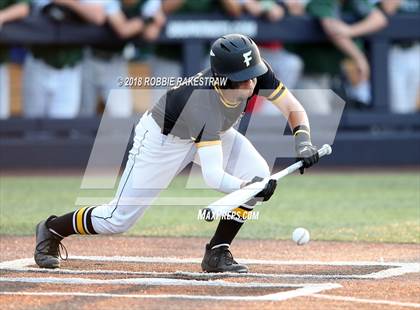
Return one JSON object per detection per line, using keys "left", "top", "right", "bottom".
{"left": 210, "top": 34, "right": 267, "bottom": 82}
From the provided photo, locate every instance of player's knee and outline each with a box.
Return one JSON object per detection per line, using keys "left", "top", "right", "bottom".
{"left": 103, "top": 219, "right": 134, "bottom": 234}
{"left": 111, "top": 224, "right": 129, "bottom": 234}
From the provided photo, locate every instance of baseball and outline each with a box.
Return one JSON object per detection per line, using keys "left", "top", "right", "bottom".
{"left": 292, "top": 227, "right": 310, "bottom": 245}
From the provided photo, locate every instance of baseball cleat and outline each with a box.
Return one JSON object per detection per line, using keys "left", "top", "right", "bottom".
{"left": 34, "top": 216, "right": 67, "bottom": 269}
{"left": 201, "top": 243, "right": 248, "bottom": 273}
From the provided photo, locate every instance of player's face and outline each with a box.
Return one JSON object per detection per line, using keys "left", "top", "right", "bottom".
{"left": 223, "top": 78, "right": 257, "bottom": 104}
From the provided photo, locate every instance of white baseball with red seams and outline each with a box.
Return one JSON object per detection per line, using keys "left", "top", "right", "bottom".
{"left": 292, "top": 228, "right": 310, "bottom": 245}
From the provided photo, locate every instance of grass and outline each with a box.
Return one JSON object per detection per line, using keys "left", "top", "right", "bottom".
{"left": 0, "top": 173, "right": 419, "bottom": 243}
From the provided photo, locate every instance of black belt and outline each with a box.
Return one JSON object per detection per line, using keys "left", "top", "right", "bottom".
{"left": 91, "top": 49, "right": 120, "bottom": 61}
{"left": 394, "top": 41, "right": 419, "bottom": 49}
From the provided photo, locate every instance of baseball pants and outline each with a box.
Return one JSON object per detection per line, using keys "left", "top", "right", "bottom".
{"left": 22, "top": 54, "right": 81, "bottom": 118}
{"left": 80, "top": 49, "right": 133, "bottom": 117}
{"left": 0, "top": 64, "right": 10, "bottom": 119}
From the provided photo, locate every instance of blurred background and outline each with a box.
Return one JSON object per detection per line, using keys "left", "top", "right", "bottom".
{"left": 0, "top": 0, "right": 419, "bottom": 168}
{"left": 0, "top": 0, "right": 419, "bottom": 242}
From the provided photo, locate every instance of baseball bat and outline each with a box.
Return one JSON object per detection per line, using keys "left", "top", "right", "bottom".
{"left": 201, "top": 144, "right": 332, "bottom": 222}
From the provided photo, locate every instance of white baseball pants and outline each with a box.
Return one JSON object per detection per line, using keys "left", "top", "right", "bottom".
{"left": 0, "top": 64, "right": 10, "bottom": 119}
{"left": 22, "top": 54, "right": 81, "bottom": 118}
{"left": 389, "top": 43, "right": 420, "bottom": 114}
{"left": 80, "top": 49, "right": 133, "bottom": 117}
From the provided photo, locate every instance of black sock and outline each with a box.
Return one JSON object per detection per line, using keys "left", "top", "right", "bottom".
{"left": 209, "top": 219, "right": 243, "bottom": 248}
{"left": 47, "top": 207, "right": 97, "bottom": 238}
{"left": 208, "top": 204, "right": 256, "bottom": 248}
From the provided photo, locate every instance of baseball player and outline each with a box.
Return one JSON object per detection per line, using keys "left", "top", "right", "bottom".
{"left": 34, "top": 34, "right": 319, "bottom": 273}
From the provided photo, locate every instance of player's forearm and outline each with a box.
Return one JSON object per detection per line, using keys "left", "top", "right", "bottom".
{"left": 220, "top": 0, "right": 242, "bottom": 17}
{"left": 0, "top": 3, "right": 30, "bottom": 25}
{"left": 161, "top": 0, "right": 184, "bottom": 14}
{"left": 349, "top": 10, "right": 388, "bottom": 37}
{"left": 61, "top": 2, "right": 106, "bottom": 25}
{"left": 380, "top": 0, "right": 402, "bottom": 15}
{"left": 121, "top": 19, "right": 143, "bottom": 38}
{"left": 110, "top": 16, "right": 143, "bottom": 39}
{"left": 328, "top": 33, "right": 365, "bottom": 64}
{"left": 153, "top": 11, "right": 166, "bottom": 27}
{"left": 283, "top": 0, "right": 306, "bottom": 16}
{"left": 197, "top": 144, "right": 245, "bottom": 193}
{"left": 241, "top": 0, "right": 263, "bottom": 17}
{"left": 288, "top": 110, "right": 310, "bottom": 133}
{"left": 272, "top": 88, "right": 310, "bottom": 131}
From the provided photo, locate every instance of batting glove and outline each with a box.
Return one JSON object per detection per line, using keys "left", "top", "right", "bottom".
{"left": 293, "top": 125, "right": 319, "bottom": 174}
{"left": 245, "top": 176, "right": 277, "bottom": 202}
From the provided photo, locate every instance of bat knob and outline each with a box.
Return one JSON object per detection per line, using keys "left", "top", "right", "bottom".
{"left": 202, "top": 208, "right": 215, "bottom": 222}
{"left": 322, "top": 144, "right": 332, "bottom": 155}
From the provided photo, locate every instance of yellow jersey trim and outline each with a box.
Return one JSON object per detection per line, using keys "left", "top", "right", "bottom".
{"left": 267, "top": 83, "right": 284, "bottom": 101}
{"left": 214, "top": 85, "right": 241, "bottom": 108}
{"left": 196, "top": 140, "right": 222, "bottom": 148}
{"left": 271, "top": 87, "right": 288, "bottom": 104}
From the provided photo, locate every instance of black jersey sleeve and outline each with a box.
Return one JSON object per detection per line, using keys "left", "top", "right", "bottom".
{"left": 255, "top": 59, "right": 288, "bottom": 103}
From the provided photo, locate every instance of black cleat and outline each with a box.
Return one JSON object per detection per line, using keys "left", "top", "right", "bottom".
{"left": 34, "top": 216, "right": 67, "bottom": 269}
{"left": 201, "top": 244, "right": 248, "bottom": 273}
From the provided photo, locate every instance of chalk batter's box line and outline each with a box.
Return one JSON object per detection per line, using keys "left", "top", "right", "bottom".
{"left": 0, "top": 276, "right": 337, "bottom": 289}
{"left": 0, "top": 284, "right": 342, "bottom": 302}
{"left": 2, "top": 290, "right": 420, "bottom": 306}
{"left": 0, "top": 258, "right": 344, "bottom": 302}
{"left": 0, "top": 270, "right": 342, "bottom": 301}
{"left": 0, "top": 257, "right": 418, "bottom": 303}
{"left": 0, "top": 257, "right": 418, "bottom": 280}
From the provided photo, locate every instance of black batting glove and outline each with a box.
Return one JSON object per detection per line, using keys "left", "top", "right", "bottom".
{"left": 245, "top": 176, "right": 277, "bottom": 202}
{"left": 295, "top": 142, "right": 319, "bottom": 174}
{"left": 293, "top": 125, "right": 319, "bottom": 174}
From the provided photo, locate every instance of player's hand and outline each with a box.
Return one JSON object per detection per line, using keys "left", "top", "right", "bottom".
{"left": 295, "top": 142, "right": 319, "bottom": 174}
{"left": 245, "top": 176, "right": 277, "bottom": 202}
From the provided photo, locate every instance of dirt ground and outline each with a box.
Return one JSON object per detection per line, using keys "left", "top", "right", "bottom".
{"left": 0, "top": 236, "right": 419, "bottom": 309}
